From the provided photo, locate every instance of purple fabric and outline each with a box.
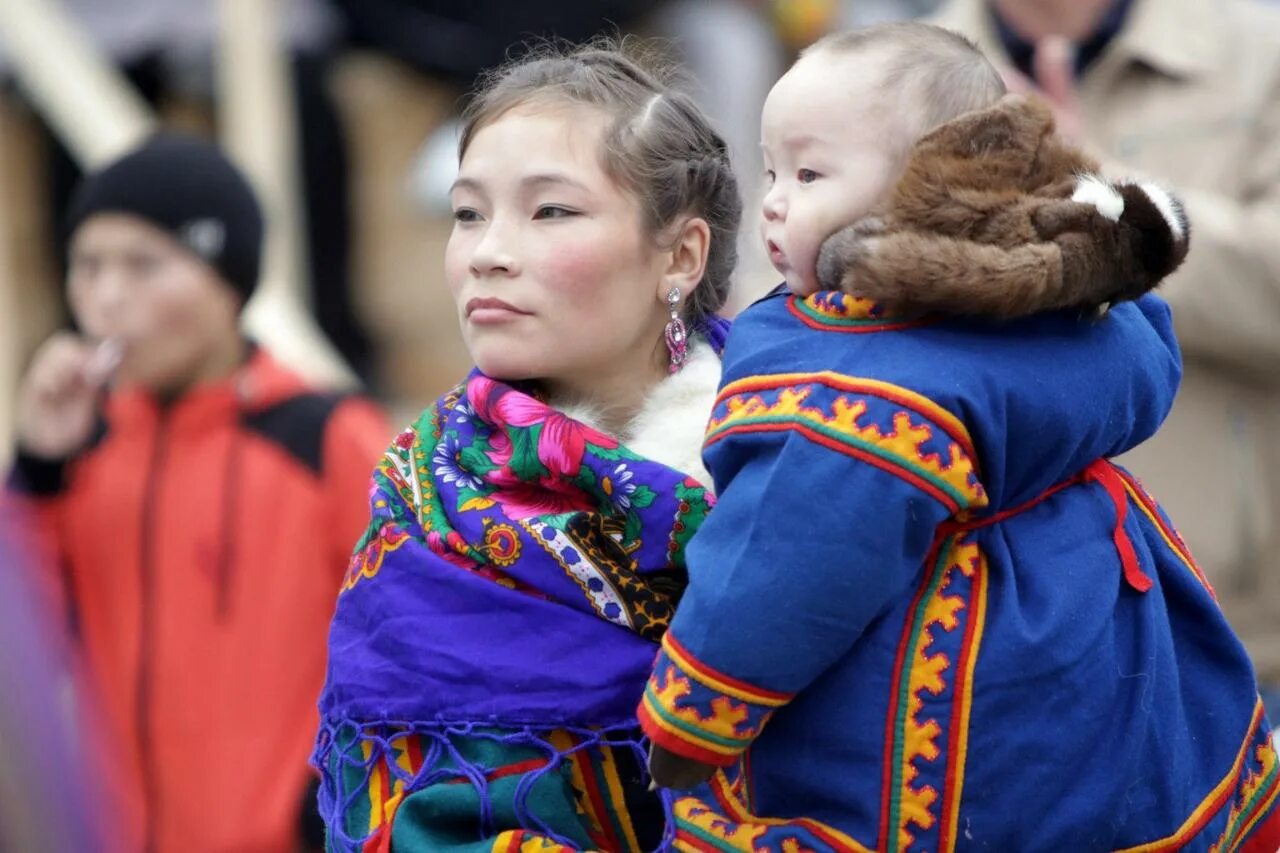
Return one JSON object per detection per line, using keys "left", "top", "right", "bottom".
{"left": 317, "top": 350, "right": 726, "bottom": 729}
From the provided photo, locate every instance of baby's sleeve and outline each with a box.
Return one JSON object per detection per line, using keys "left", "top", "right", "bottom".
{"left": 638, "top": 371, "right": 986, "bottom": 767}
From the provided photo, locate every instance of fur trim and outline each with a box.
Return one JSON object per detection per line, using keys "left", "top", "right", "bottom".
{"left": 817, "top": 94, "right": 1191, "bottom": 319}
{"left": 623, "top": 340, "right": 721, "bottom": 492}
{"left": 1134, "top": 181, "right": 1186, "bottom": 243}
{"left": 1072, "top": 174, "right": 1124, "bottom": 222}
{"left": 554, "top": 339, "right": 721, "bottom": 492}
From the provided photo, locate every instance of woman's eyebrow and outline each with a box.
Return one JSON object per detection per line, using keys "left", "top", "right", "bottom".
{"left": 450, "top": 173, "right": 590, "bottom": 195}
{"left": 521, "top": 172, "right": 590, "bottom": 192}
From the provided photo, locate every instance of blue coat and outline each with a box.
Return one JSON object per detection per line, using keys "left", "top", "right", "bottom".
{"left": 639, "top": 290, "right": 1280, "bottom": 851}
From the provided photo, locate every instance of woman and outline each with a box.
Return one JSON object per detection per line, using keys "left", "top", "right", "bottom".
{"left": 313, "top": 40, "right": 741, "bottom": 851}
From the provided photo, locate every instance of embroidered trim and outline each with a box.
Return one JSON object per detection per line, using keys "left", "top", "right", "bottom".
{"left": 706, "top": 374, "right": 985, "bottom": 515}
{"left": 671, "top": 769, "right": 874, "bottom": 852}
{"left": 880, "top": 534, "right": 988, "bottom": 853}
{"left": 1212, "top": 736, "right": 1279, "bottom": 851}
{"left": 638, "top": 634, "right": 792, "bottom": 767}
{"left": 1115, "top": 468, "right": 1216, "bottom": 598}
{"left": 788, "top": 292, "right": 928, "bottom": 333}
{"left": 1116, "top": 701, "right": 1271, "bottom": 852}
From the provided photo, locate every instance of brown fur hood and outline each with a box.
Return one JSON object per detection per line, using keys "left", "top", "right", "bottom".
{"left": 816, "top": 95, "right": 1190, "bottom": 319}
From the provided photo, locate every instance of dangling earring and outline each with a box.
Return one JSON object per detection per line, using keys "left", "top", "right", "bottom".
{"left": 664, "top": 286, "right": 688, "bottom": 374}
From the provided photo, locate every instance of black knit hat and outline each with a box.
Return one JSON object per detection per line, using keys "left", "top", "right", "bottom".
{"left": 65, "top": 133, "right": 265, "bottom": 305}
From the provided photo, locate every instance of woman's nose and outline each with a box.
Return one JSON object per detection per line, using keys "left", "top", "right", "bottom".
{"left": 468, "top": 221, "right": 520, "bottom": 278}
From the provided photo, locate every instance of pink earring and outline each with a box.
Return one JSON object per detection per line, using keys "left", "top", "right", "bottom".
{"left": 664, "top": 286, "right": 688, "bottom": 374}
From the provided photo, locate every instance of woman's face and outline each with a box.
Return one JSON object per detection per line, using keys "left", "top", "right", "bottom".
{"left": 446, "top": 103, "right": 671, "bottom": 395}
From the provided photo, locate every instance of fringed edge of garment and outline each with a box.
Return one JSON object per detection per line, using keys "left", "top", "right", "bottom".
{"left": 312, "top": 717, "right": 675, "bottom": 852}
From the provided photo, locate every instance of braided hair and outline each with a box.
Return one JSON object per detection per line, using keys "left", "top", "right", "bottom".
{"left": 459, "top": 38, "right": 743, "bottom": 323}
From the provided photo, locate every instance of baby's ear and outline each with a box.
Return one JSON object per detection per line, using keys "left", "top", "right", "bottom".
{"left": 647, "top": 742, "right": 718, "bottom": 791}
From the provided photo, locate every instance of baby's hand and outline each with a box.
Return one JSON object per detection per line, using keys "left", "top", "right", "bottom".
{"left": 817, "top": 216, "right": 887, "bottom": 292}
{"left": 647, "top": 742, "right": 718, "bottom": 790}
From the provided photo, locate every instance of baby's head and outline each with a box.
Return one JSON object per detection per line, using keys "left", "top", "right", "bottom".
{"left": 761, "top": 23, "right": 1005, "bottom": 294}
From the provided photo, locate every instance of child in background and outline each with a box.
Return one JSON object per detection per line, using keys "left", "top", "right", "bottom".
{"left": 5, "top": 135, "right": 389, "bottom": 853}
{"left": 642, "top": 23, "right": 1280, "bottom": 851}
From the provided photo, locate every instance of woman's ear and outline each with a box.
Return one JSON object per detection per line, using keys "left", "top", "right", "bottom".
{"left": 657, "top": 217, "right": 711, "bottom": 304}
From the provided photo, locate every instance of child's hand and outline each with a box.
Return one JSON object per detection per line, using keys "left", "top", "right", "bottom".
{"left": 16, "top": 333, "right": 119, "bottom": 460}
{"left": 647, "top": 742, "right": 718, "bottom": 790}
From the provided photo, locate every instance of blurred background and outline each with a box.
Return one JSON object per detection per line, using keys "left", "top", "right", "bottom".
{"left": 0, "top": 0, "right": 951, "bottom": 440}
{"left": 0, "top": 1, "right": 1277, "bottom": 850}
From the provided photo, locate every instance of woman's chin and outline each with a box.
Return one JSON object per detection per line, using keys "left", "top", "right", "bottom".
{"left": 472, "top": 353, "right": 543, "bottom": 383}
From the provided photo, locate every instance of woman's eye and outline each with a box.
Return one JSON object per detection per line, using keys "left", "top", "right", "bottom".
{"left": 798, "top": 169, "right": 819, "bottom": 184}
{"left": 534, "top": 205, "right": 576, "bottom": 220}
{"left": 453, "top": 208, "right": 482, "bottom": 223}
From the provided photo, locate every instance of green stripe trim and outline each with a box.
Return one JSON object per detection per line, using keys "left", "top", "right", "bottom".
{"left": 793, "top": 299, "right": 894, "bottom": 327}
{"left": 677, "top": 822, "right": 747, "bottom": 851}
{"left": 706, "top": 414, "right": 970, "bottom": 507}
{"left": 886, "top": 539, "right": 955, "bottom": 853}
{"left": 1224, "top": 755, "right": 1279, "bottom": 847}
{"left": 643, "top": 683, "right": 753, "bottom": 750}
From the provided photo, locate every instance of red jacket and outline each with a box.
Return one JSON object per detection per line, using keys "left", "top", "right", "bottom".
{"left": 6, "top": 349, "right": 389, "bottom": 852}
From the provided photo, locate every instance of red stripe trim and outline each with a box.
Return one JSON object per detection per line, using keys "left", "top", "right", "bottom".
{"left": 938, "top": 557, "right": 985, "bottom": 850}
{"left": 637, "top": 701, "right": 739, "bottom": 767}
{"left": 716, "top": 370, "right": 975, "bottom": 461}
{"left": 707, "top": 421, "right": 962, "bottom": 513}
{"left": 443, "top": 757, "right": 549, "bottom": 785}
{"left": 1236, "top": 765, "right": 1280, "bottom": 850}
{"left": 879, "top": 541, "right": 944, "bottom": 852}
{"left": 574, "top": 749, "right": 624, "bottom": 853}
{"left": 1240, "top": 794, "right": 1280, "bottom": 853}
{"left": 1117, "top": 703, "right": 1265, "bottom": 852}
{"left": 1114, "top": 468, "right": 1215, "bottom": 596}
{"left": 673, "top": 829, "right": 726, "bottom": 853}
{"left": 708, "top": 774, "right": 858, "bottom": 851}
{"left": 787, "top": 296, "right": 929, "bottom": 334}
{"left": 665, "top": 633, "right": 794, "bottom": 703}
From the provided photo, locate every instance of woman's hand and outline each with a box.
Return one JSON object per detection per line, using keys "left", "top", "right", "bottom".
{"left": 647, "top": 742, "right": 718, "bottom": 791}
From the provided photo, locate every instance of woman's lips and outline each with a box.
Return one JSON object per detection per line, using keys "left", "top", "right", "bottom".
{"left": 465, "top": 297, "right": 531, "bottom": 324}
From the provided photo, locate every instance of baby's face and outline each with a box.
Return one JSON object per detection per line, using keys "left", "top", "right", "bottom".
{"left": 760, "top": 51, "right": 902, "bottom": 295}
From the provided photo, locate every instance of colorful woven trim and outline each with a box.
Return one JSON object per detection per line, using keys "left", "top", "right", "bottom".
{"left": 706, "top": 372, "right": 986, "bottom": 515}
{"left": 1116, "top": 700, "right": 1277, "bottom": 852}
{"left": 638, "top": 633, "right": 792, "bottom": 767}
{"left": 879, "top": 533, "right": 989, "bottom": 853}
{"left": 671, "top": 767, "right": 873, "bottom": 852}
{"left": 787, "top": 292, "right": 928, "bottom": 333}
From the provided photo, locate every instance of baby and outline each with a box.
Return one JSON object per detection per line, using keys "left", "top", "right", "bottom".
{"left": 641, "top": 22, "right": 1279, "bottom": 851}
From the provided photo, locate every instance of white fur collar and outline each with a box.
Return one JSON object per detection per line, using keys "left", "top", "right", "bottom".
{"left": 556, "top": 340, "right": 722, "bottom": 492}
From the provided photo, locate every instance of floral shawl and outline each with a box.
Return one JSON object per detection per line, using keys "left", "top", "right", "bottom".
{"left": 314, "top": 324, "right": 726, "bottom": 847}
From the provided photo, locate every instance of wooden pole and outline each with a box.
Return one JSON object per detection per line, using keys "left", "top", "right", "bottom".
{"left": 217, "top": 0, "right": 355, "bottom": 388}
{"left": 0, "top": 0, "right": 155, "bottom": 167}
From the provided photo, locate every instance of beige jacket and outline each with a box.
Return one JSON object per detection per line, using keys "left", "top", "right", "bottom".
{"left": 934, "top": 0, "right": 1280, "bottom": 681}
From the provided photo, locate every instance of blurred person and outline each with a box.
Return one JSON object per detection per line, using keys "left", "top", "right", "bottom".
{"left": 0, "top": 0, "right": 376, "bottom": 381}
{"left": 934, "top": 0, "right": 1280, "bottom": 702}
{"left": 5, "top": 134, "right": 390, "bottom": 852}
{"left": 0, "top": 523, "right": 116, "bottom": 852}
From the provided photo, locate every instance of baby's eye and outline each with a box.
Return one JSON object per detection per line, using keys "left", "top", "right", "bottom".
{"left": 452, "top": 208, "right": 482, "bottom": 223}
{"left": 765, "top": 170, "right": 776, "bottom": 186}
{"left": 534, "top": 205, "right": 577, "bottom": 220}
{"left": 798, "top": 169, "right": 820, "bottom": 184}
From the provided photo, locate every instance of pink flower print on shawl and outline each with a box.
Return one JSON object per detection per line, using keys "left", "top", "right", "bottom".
{"left": 468, "top": 375, "right": 619, "bottom": 479}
